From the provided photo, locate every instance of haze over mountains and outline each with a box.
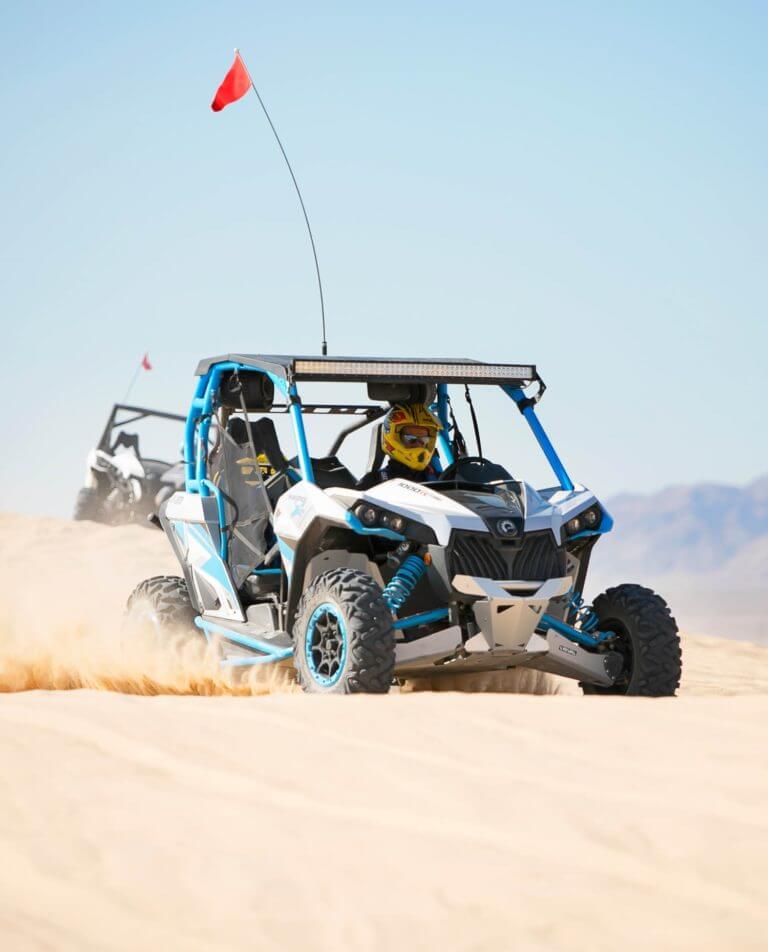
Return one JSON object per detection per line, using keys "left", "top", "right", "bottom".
{"left": 589, "top": 475, "right": 768, "bottom": 643}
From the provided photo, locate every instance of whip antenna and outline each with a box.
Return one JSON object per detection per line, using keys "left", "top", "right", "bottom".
{"left": 234, "top": 50, "right": 328, "bottom": 356}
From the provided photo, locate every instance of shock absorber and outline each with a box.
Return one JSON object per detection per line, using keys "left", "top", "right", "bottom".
{"left": 567, "top": 591, "right": 599, "bottom": 632}
{"left": 382, "top": 554, "right": 427, "bottom": 614}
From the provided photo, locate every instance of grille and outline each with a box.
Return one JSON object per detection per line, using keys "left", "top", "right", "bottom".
{"left": 510, "top": 533, "right": 566, "bottom": 581}
{"left": 449, "top": 531, "right": 565, "bottom": 581}
{"left": 450, "top": 533, "right": 508, "bottom": 579}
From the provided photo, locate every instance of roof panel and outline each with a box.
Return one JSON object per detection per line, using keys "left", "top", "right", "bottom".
{"left": 194, "top": 354, "right": 537, "bottom": 386}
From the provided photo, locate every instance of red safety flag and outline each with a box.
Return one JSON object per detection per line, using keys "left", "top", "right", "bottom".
{"left": 211, "top": 53, "right": 251, "bottom": 112}
{"left": 141, "top": 352, "right": 152, "bottom": 371}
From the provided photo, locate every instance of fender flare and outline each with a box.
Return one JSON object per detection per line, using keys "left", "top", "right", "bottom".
{"left": 284, "top": 517, "right": 373, "bottom": 633}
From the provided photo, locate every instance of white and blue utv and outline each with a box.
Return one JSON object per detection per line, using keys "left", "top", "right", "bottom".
{"left": 125, "top": 355, "right": 682, "bottom": 695}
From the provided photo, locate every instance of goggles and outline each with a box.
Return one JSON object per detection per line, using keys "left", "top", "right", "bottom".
{"left": 399, "top": 425, "right": 436, "bottom": 448}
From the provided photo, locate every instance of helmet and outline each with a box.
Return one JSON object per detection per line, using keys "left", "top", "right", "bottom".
{"left": 381, "top": 403, "right": 441, "bottom": 471}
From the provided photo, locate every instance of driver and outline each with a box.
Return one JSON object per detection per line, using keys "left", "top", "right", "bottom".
{"left": 357, "top": 403, "right": 442, "bottom": 489}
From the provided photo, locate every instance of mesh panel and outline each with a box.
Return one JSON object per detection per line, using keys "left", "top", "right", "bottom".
{"left": 214, "top": 428, "right": 272, "bottom": 587}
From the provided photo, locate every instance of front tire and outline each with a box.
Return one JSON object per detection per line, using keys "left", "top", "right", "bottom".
{"left": 581, "top": 584, "right": 682, "bottom": 696}
{"left": 293, "top": 568, "right": 396, "bottom": 694}
{"left": 125, "top": 576, "right": 198, "bottom": 642}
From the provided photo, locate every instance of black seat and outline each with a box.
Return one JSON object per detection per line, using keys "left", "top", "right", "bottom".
{"left": 224, "top": 416, "right": 295, "bottom": 505}
{"left": 307, "top": 456, "right": 357, "bottom": 490}
{"left": 112, "top": 431, "right": 141, "bottom": 455}
{"left": 228, "top": 415, "right": 357, "bottom": 490}
{"left": 367, "top": 423, "right": 386, "bottom": 473}
{"left": 227, "top": 416, "right": 289, "bottom": 472}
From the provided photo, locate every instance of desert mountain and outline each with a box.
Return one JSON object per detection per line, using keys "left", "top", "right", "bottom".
{"left": 589, "top": 474, "right": 767, "bottom": 642}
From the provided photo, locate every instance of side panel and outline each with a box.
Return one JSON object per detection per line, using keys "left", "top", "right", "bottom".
{"left": 274, "top": 483, "right": 384, "bottom": 631}
{"left": 162, "top": 492, "right": 245, "bottom": 621}
{"left": 272, "top": 482, "right": 350, "bottom": 580}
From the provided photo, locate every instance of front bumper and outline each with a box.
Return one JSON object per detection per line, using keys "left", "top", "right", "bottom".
{"left": 453, "top": 574, "right": 572, "bottom": 651}
{"left": 393, "top": 574, "right": 618, "bottom": 687}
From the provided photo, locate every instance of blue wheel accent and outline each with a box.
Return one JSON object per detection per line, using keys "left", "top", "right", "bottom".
{"left": 304, "top": 602, "right": 348, "bottom": 687}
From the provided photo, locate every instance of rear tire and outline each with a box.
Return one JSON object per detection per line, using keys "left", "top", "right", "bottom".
{"left": 125, "top": 576, "right": 198, "bottom": 642}
{"left": 73, "top": 486, "right": 106, "bottom": 523}
{"left": 581, "top": 584, "right": 681, "bottom": 696}
{"left": 293, "top": 568, "right": 395, "bottom": 694}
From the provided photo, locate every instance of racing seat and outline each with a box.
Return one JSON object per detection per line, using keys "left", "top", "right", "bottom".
{"left": 225, "top": 416, "right": 296, "bottom": 505}
{"left": 229, "top": 415, "right": 356, "bottom": 490}
{"left": 353, "top": 424, "right": 387, "bottom": 490}
{"left": 216, "top": 417, "right": 285, "bottom": 594}
{"left": 303, "top": 456, "right": 357, "bottom": 490}
{"left": 227, "top": 417, "right": 289, "bottom": 472}
{"left": 112, "top": 431, "right": 141, "bottom": 456}
{"left": 367, "top": 423, "right": 386, "bottom": 473}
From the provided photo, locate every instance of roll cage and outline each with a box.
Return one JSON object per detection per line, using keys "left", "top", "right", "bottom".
{"left": 183, "top": 356, "right": 574, "bottom": 558}
{"left": 97, "top": 404, "right": 187, "bottom": 458}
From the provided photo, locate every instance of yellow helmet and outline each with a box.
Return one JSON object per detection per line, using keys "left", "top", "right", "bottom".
{"left": 381, "top": 403, "right": 441, "bottom": 471}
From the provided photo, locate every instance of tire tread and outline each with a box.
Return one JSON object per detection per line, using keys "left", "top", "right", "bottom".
{"left": 584, "top": 583, "right": 681, "bottom": 696}
{"left": 126, "top": 575, "right": 196, "bottom": 631}
{"left": 293, "top": 568, "right": 395, "bottom": 694}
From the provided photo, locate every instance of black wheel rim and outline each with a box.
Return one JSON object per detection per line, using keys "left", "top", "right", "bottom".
{"left": 305, "top": 603, "right": 348, "bottom": 687}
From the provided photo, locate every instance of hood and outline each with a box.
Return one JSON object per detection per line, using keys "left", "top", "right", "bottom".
{"left": 336, "top": 479, "right": 527, "bottom": 546}
{"left": 438, "top": 486, "right": 525, "bottom": 540}
{"left": 328, "top": 478, "right": 604, "bottom": 548}
{"left": 346, "top": 478, "right": 487, "bottom": 545}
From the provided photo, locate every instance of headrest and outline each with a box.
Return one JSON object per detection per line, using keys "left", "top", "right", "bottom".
{"left": 226, "top": 417, "right": 250, "bottom": 445}
{"left": 225, "top": 415, "right": 288, "bottom": 471}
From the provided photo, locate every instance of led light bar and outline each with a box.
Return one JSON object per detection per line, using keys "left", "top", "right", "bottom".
{"left": 293, "top": 360, "right": 535, "bottom": 382}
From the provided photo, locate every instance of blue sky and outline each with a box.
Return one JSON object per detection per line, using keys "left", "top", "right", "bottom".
{"left": 1, "top": 1, "right": 766, "bottom": 516}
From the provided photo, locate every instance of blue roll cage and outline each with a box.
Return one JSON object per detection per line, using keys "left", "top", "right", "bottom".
{"left": 183, "top": 361, "right": 574, "bottom": 536}
{"left": 179, "top": 358, "right": 616, "bottom": 660}
{"left": 183, "top": 361, "right": 575, "bottom": 545}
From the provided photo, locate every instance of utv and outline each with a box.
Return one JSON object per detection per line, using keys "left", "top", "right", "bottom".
{"left": 75, "top": 404, "right": 187, "bottom": 527}
{"left": 125, "top": 356, "right": 682, "bottom": 695}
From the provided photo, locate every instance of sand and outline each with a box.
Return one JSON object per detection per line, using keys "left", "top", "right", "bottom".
{"left": 0, "top": 513, "right": 767, "bottom": 950}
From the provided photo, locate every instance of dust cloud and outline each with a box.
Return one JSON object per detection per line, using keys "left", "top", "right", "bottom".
{"left": 0, "top": 513, "right": 294, "bottom": 696}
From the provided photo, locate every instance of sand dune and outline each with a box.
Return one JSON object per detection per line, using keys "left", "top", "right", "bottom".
{"left": 1, "top": 513, "right": 767, "bottom": 950}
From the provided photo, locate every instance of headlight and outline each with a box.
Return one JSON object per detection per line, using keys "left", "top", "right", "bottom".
{"left": 582, "top": 507, "right": 600, "bottom": 529}
{"left": 564, "top": 515, "right": 582, "bottom": 535}
{"left": 354, "top": 502, "right": 407, "bottom": 534}
{"left": 358, "top": 505, "right": 379, "bottom": 527}
{"left": 564, "top": 505, "right": 602, "bottom": 536}
{"left": 384, "top": 514, "right": 406, "bottom": 533}
{"left": 351, "top": 503, "right": 436, "bottom": 543}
